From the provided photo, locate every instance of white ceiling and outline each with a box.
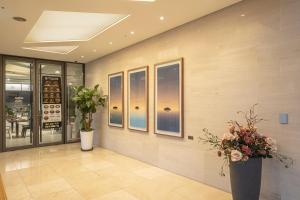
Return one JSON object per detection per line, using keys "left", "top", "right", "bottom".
{"left": 0, "top": 0, "right": 241, "bottom": 63}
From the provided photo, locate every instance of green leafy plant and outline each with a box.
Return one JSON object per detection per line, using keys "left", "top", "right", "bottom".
{"left": 5, "top": 105, "right": 15, "bottom": 118}
{"left": 72, "top": 85, "right": 106, "bottom": 131}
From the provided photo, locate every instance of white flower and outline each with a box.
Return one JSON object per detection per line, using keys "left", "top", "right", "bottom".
{"left": 265, "top": 137, "right": 276, "bottom": 146}
{"left": 222, "top": 132, "right": 238, "bottom": 141}
{"left": 231, "top": 150, "right": 243, "bottom": 162}
{"left": 265, "top": 137, "right": 277, "bottom": 152}
{"left": 271, "top": 146, "right": 278, "bottom": 153}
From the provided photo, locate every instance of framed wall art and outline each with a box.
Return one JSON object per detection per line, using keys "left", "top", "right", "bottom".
{"left": 108, "top": 72, "right": 124, "bottom": 128}
{"left": 154, "top": 58, "right": 184, "bottom": 137}
{"left": 127, "top": 66, "right": 148, "bottom": 132}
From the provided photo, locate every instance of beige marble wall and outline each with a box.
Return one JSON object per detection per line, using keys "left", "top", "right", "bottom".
{"left": 86, "top": 0, "right": 300, "bottom": 199}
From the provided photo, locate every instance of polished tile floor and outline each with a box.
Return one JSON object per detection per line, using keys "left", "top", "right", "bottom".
{"left": 0, "top": 144, "right": 231, "bottom": 200}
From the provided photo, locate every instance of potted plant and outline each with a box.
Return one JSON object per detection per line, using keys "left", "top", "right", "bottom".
{"left": 5, "top": 105, "right": 15, "bottom": 119}
{"left": 199, "top": 104, "right": 293, "bottom": 200}
{"left": 72, "top": 85, "right": 106, "bottom": 151}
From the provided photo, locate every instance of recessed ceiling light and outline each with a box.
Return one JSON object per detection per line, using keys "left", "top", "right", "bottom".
{"left": 13, "top": 16, "right": 27, "bottom": 22}
{"left": 241, "top": 14, "right": 246, "bottom": 17}
{"left": 7, "top": 78, "right": 10, "bottom": 81}
{"left": 109, "top": 41, "right": 113, "bottom": 45}
{"left": 160, "top": 16, "right": 165, "bottom": 21}
{"left": 130, "top": 31, "right": 135, "bottom": 35}
{"left": 55, "top": 70, "right": 60, "bottom": 74}
{"left": 24, "top": 11, "right": 130, "bottom": 43}
{"left": 93, "top": 49, "right": 97, "bottom": 52}
{"left": 81, "top": 56, "right": 85, "bottom": 58}
{"left": 22, "top": 45, "right": 78, "bottom": 54}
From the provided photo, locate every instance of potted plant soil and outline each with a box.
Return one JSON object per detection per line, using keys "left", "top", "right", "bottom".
{"left": 72, "top": 84, "right": 106, "bottom": 151}
{"left": 199, "top": 104, "right": 293, "bottom": 200}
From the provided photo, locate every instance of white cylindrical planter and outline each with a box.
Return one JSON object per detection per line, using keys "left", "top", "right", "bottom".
{"left": 80, "top": 130, "right": 94, "bottom": 151}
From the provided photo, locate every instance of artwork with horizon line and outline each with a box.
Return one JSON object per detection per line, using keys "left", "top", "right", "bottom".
{"left": 108, "top": 72, "right": 124, "bottom": 127}
{"left": 155, "top": 58, "right": 183, "bottom": 137}
{"left": 128, "top": 67, "right": 148, "bottom": 132}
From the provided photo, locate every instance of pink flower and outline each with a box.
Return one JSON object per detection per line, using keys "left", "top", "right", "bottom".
{"left": 242, "top": 156, "right": 249, "bottom": 161}
{"left": 238, "top": 127, "right": 248, "bottom": 137}
{"left": 231, "top": 150, "right": 243, "bottom": 162}
{"left": 244, "top": 136, "right": 254, "bottom": 145}
{"left": 258, "top": 150, "right": 267, "bottom": 155}
{"left": 241, "top": 145, "right": 252, "bottom": 156}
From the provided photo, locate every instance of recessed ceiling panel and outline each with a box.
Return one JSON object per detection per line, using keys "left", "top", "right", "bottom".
{"left": 22, "top": 45, "right": 79, "bottom": 54}
{"left": 24, "top": 11, "right": 129, "bottom": 43}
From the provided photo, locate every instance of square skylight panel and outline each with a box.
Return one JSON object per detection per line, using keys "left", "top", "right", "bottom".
{"left": 22, "top": 46, "right": 78, "bottom": 54}
{"left": 25, "top": 11, "right": 129, "bottom": 43}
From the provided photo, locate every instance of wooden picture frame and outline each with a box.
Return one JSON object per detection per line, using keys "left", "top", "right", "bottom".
{"left": 154, "top": 58, "right": 184, "bottom": 138}
{"left": 108, "top": 72, "right": 124, "bottom": 128}
{"left": 127, "top": 66, "right": 149, "bottom": 132}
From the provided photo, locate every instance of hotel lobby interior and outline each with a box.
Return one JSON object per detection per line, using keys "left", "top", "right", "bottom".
{"left": 0, "top": 0, "right": 299, "bottom": 199}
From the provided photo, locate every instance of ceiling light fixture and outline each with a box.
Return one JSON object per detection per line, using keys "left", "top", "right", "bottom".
{"left": 25, "top": 11, "right": 130, "bottom": 43}
{"left": 22, "top": 45, "right": 78, "bottom": 54}
{"left": 241, "top": 14, "right": 246, "bottom": 17}
{"left": 13, "top": 16, "right": 27, "bottom": 22}
{"left": 109, "top": 41, "right": 113, "bottom": 45}
{"left": 81, "top": 56, "right": 85, "bottom": 58}
{"left": 130, "top": 31, "right": 135, "bottom": 35}
{"left": 55, "top": 70, "right": 60, "bottom": 74}
{"left": 93, "top": 49, "right": 97, "bottom": 52}
{"left": 160, "top": 16, "right": 165, "bottom": 21}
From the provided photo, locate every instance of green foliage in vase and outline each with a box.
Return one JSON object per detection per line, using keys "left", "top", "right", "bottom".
{"left": 72, "top": 85, "right": 106, "bottom": 131}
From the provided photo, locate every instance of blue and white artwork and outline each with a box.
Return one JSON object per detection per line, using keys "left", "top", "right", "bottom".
{"left": 108, "top": 72, "right": 124, "bottom": 127}
{"left": 128, "top": 67, "right": 148, "bottom": 131}
{"left": 155, "top": 59, "right": 183, "bottom": 137}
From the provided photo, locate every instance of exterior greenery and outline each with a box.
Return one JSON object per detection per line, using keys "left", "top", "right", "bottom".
{"left": 72, "top": 85, "right": 106, "bottom": 131}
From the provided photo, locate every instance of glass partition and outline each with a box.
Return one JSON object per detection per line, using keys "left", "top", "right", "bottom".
{"left": 38, "top": 62, "right": 64, "bottom": 145}
{"left": 1, "top": 54, "right": 84, "bottom": 152}
{"left": 66, "top": 63, "right": 84, "bottom": 142}
{"left": 4, "top": 59, "right": 34, "bottom": 148}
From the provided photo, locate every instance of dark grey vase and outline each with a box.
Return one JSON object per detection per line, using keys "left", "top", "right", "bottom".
{"left": 229, "top": 158, "right": 262, "bottom": 200}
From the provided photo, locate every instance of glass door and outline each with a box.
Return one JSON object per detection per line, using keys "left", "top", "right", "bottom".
{"left": 3, "top": 57, "right": 35, "bottom": 150}
{"left": 37, "top": 61, "right": 64, "bottom": 145}
{"left": 1, "top": 56, "right": 82, "bottom": 152}
{"left": 66, "top": 63, "right": 84, "bottom": 142}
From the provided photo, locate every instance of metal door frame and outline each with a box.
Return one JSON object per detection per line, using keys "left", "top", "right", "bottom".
{"left": 0, "top": 54, "right": 84, "bottom": 152}
{"left": 2, "top": 55, "right": 36, "bottom": 151}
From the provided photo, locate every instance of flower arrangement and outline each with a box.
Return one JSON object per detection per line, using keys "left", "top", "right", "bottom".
{"left": 199, "top": 104, "right": 293, "bottom": 176}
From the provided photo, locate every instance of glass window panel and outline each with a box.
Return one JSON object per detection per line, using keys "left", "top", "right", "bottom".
{"left": 66, "top": 63, "right": 84, "bottom": 142}
{"left": 39, "top": 63, "right": 63, "bottom": 144}
{"left": 5, "top": 59, "right": 33, "bottom": 148}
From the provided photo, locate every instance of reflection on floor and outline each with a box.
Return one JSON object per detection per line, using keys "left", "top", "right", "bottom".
{"left": 0, "top": 144, "right": 231, "bottom": 200}
{"left": 6, "top": 131, "right": 62, "bottom": 148}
